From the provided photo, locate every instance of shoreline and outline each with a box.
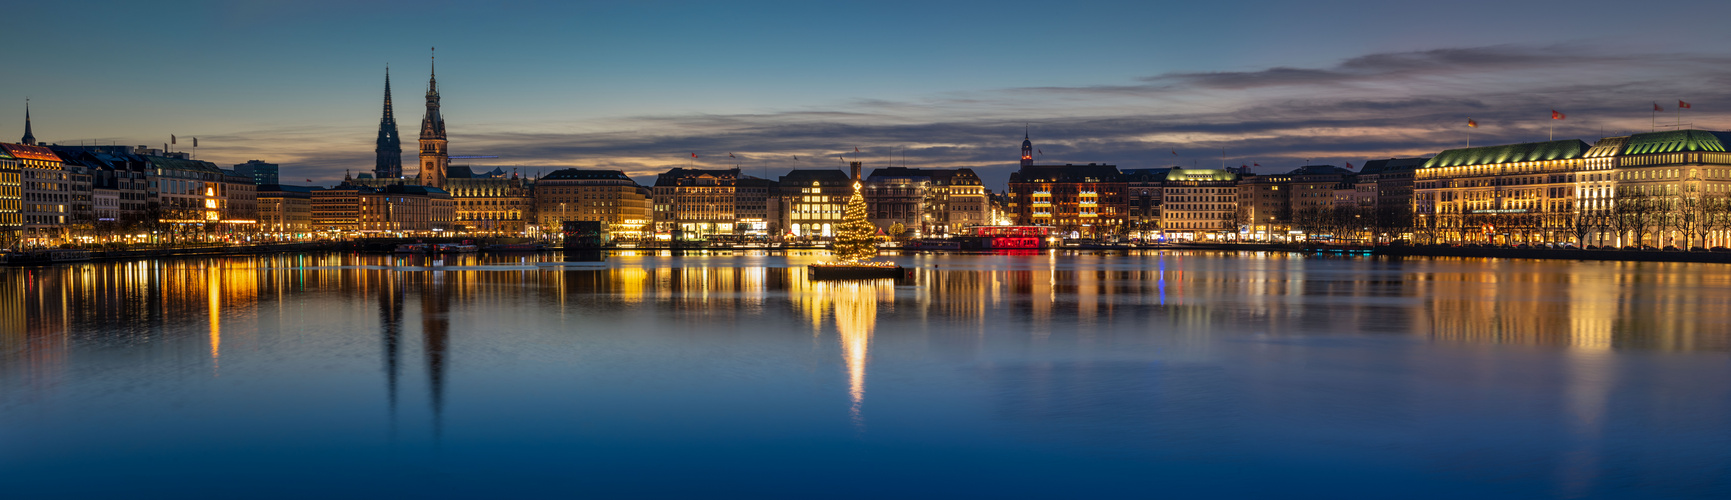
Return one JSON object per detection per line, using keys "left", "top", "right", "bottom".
{"left": 9, "top": 241, "right": 1731, "bottom": 265}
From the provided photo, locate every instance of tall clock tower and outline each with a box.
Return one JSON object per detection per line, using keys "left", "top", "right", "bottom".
{"left": 418, "top": 51, "right": 448, "bottom": 189}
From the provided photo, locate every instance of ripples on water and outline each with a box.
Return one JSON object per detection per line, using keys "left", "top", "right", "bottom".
{"left": 3, "top": 251, "right": 1729, "bottom": 498}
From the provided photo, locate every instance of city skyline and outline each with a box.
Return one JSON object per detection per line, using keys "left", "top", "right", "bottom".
{"left": 5, "top": 1, "right": 1731, "bottom": 190}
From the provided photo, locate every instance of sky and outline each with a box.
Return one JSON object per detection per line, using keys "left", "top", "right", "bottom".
{"left": 5, "top": 0, "right": 1731, "bottom": 189}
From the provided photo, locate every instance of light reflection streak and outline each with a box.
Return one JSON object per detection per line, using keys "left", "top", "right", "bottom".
{"left": 792, "top": 276, "right": 892, "bottom": 426}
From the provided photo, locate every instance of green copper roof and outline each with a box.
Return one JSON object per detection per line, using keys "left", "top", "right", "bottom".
{"left": 1422, "top": 139, "right": 1591, "bottom": 168}
{"left": 1166, "top": 168, "right": 1238, "bottom": 181}
{"left": 1620, "top": 130, "right": 1731, "bottom": 155}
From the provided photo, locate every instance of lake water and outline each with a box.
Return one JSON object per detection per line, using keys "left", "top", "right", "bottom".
{"left": 3, "top": 251, "right": 1730, "bottom": 499}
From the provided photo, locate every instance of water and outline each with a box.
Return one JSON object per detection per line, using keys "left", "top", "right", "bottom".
{"left": 3, "top": 251, "right": 1730, "bottom": 499}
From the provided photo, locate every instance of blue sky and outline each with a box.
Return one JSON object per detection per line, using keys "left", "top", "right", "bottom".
{"left": 5, "top": 0, "right": 1731, "bottom": 188}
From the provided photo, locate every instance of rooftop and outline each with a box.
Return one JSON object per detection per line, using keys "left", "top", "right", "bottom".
{"left": 1423, "top": 139, "right": 1591, "bottom": 168}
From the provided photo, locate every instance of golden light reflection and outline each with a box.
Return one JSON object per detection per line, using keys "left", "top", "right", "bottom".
{"left": 791, "top": 276, "right": 894, "bottom": 424}
{"left": 208, "top": 269, "right": 221, "bottom": 367}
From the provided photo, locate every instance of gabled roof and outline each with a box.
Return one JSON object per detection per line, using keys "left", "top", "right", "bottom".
{"left": 657, "top": 167, "right": 740, "bottom": 186}
{"left": 1010, "top": 164, "right": 1122, "bottom": 183}
{"left": 1121, "top": 168, "right": 1173, "bottom": 182}
{"left": 778, "top": 169, "right": 849, "bottom": 185}
{"left": 0, "top": 142, "right": 61, "bottom": 162}
{"left": 542, "top": 168, "right": 634, "bottom": 181}
{"left": 1422, "top": 139, "right": 1591, "bottom": 168}
{"left": 1357, "top": 157, "right": 1428, "bottom": 175}
{"left": 1621, "top": 129, "right": 1731, "bottom": 155}
{"left": 1285, "top": 165, "right": 1354, "bottom": 176}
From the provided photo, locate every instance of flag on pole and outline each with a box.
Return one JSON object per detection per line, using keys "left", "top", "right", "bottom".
{"left": 1170, "top": 150, "right": 1177, "bottom": 156}
{"left": 1037, "top": 149, "right": 1043, "bottom": 155}
{"left": 854, "top": 147, "right": 859, "bottom": 153}
{"left": 1680, "top": 100, "right": 1692, "bottom": 109}
{"left": 1655, "top": 102, "right": 1663, "bottom": 111}
{"left": 1552, "top": 110, "right": 1565, "bottom": 120}
{"left": 1345, "top": 161, "right": 1354, "bottom": 169}
{"left": 729, "top": 153, "right": 735, "bottom": 158}
{"left": 1253, "top": 162, "right": 1260, "bottom": 167}
{"left": 171, "top": 135, "right": 176, "bottom": 145}
{"left": 193, "top": 137, "right": 198, "bottom": 147}
{"left": 1467, "top": 118, "right": 1477, "bottom": 128}
{"left": 793, "top": 155, "right": 798, "bottom": 160}
{"left": 691, "top": 152, "right": 697, "bottom": 158}
{"left": 306, "top": 179, "right": 313, "bottom": 182}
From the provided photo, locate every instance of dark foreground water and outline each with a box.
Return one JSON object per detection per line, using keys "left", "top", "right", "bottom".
{"left": 3, "top": 251, "right": 1730, "bottom": 499}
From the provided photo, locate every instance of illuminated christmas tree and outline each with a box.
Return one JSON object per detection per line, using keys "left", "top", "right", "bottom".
{"left": 830, "top": 181, "right": 879, "bottom": 263}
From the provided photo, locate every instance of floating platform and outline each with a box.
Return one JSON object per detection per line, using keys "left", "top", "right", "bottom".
{"left": 807, "top": 263, "right": 907, "bottom": 280}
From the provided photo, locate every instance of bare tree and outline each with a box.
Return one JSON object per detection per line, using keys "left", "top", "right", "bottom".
{"left": 1699, "top": 194, "right": 1731, "bottom": 249}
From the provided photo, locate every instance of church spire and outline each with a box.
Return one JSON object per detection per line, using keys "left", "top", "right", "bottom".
{"left": 21, "top": 99, "right": 35, "bottom": 145}
{"left": 417, "top": 47, "right": 449, "bottom": 189}
{"left": 374, "top": 67, "right": 403, "bottom": 179}
{"left": 1020, "top": 126, "right": 1034, "bottom": 167}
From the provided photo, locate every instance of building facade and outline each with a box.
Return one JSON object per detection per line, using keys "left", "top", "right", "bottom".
{"left": 1159, "top": 168, "right": 1240, "bottom": 241}
{"left": 653, "top": 168, "right": 739, "bottom": 239}
{"left": 1006, "top": 163, "right": 1127, "bottom": 239}
{"left": 446, "top": 166, "right": 533, "bottom": 235}
{"left": 778, "top": 169, "right": 851, "bottom": 239}
{"left": 863, "top": 166, "right": 988, "bottom": 237}
{"left": 4, "top": 143, "right": 68, "bottom": 239}
{"left": 1414, "top": 139, "right": 1590, "bottom": 245}
{"left": 535, "top": 168, "right": 650, "bottom": 239}
{"left": 311, "top": 182, "right": 453, "bottom": 234}
{"left": 0, "top": 148, "right": 19, "bottom": 245}
{"left": 257, "top": 185, "right": 312, "bottom": 235}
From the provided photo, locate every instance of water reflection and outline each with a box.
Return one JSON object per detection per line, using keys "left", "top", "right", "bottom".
{"left": 791, "top": 278, "right": 894, "bottom": 424}
{"left": 4, "top": 252, "right": 1731, "bottom": 498}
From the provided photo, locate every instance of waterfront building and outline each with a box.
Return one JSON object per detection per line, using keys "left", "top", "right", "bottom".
{"left": 50, "top": 146, "right": 151, "bottom": 226}
{"left": 51, "top": 150, "right": 95, "bottom": 228}
{"left": 142, "top": 153, "right": 230, "bottom": 226}
{"left": 863, "top": 166, "right": 988, "bottom": 237}
{"left": 0, "top": 147, "right": 19, "bottom": 245}
{"left": 257, "top": 185, "right": 312, "bottom": 235}
{"left": 1158, "top": 168, "right": 1240, "bottom": 241}
{"left": 1414, "top": 139, "right": 1591, "bottom": 245}
{"left": 1356, "top": 158, "right": 1426, "bottom": 241}
{"left": 446, "top": 166, "right": 533, "bottom": 235}
{"left": 374, "top": 69, "right": 404, "bottom": 180}
{"left": 311, "top": 181, "right": 453, "bottom": 234}
{"left": 233, "top": 160, "right": 280, "bottom": 186}
{"left": 735, "top": 175, "right": 779, "bottom": 237}
{"left": 1124, "top": 168, "right": 1172, "bottom": 240}
{"left": 417, "top": 60, "right": 449, "bottom": 189}
{"left": 778, "top": 168, "right": 851, "bottom": 239}
{"left": 1236, "top": 170, "right": 1294, "bottom": 241}
{"left": 534, "top": 168, "right": 650, "bottom": 239}
{"left": 1006, "top": 163, "right": 1126, "bottom": 239}
{"left": 3, "top": 143, "right": 69, "bottom": 240}
{"left": 222, "top": 169, "right": 258, "bottom": 224}
{"left": 1594, "top": 130, "right": 1731, "bottom": 248}
{"left": 653, "top": 168, "right": 739, "bottom": 239}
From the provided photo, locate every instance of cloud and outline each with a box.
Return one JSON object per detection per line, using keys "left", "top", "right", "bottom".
{"left": 193, "top": 44, "right": 1731, "bottom": 189}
